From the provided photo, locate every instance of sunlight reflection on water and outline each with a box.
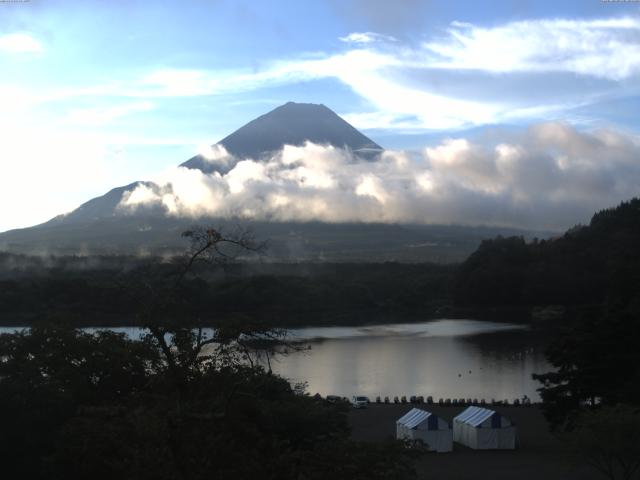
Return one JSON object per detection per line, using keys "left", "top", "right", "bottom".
{"left": 271, "top": 320, "right": 548, "bottom": 401}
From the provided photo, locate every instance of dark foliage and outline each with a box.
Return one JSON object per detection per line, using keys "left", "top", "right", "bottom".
{"left": 0, "top": 227, "right": 415, "bottom": 479}
{"left": 565, "top": 405, "right": 640, "bottom": 480}
{"left": 0, "top": 323, "right": 415, "bottom": 480}
{"left": 454, "top": 198, "right": 640, "bottom": 309}
{"left": 0, "top": 323, "right": 160, "bottom": 478}
{"left": 0, "top": 260, "right": 454, "bottom": 327}
{"left": 533, "top": 300, "right": 640, "bottom": 429}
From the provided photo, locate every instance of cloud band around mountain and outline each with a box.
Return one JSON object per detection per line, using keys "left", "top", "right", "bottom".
{"left": 118, "top": 122, "right": 640, "bottom": 231}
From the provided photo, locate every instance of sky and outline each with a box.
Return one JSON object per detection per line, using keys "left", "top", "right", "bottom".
{"left": 1, "top": 0, "right": 640, "bottom": 232}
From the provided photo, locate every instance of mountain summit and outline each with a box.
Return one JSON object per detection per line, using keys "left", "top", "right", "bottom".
{"left": 0, "top": 102, "right": 542, "bottom": 261}
{"left": 181, "top": 102, "right": 382, "bottom": 172}
{"left": 0, "top": 102, "right": 388, "bottom": 252}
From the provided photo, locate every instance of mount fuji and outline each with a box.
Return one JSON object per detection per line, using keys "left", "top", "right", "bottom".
{"left": 0, "top": 102, "right": 545, "bottom": 261}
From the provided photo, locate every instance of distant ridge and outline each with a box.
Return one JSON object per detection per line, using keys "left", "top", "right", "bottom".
{"left": 181, "top": 102, "right": 383, "bottom": 172}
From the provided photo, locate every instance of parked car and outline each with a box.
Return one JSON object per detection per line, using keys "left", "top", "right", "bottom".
{"left": 352, "top": 395, "right": 370, "bottom": 408}
{"left": 325, "top": 395, "right": 341, "bottom": 403}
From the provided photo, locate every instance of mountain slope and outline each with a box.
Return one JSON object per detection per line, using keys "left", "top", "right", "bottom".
{"left": 0, "top": 101, "right": 551, "bottom": 261}
{"left": 181, "top": 102, "right": 382, "bottom": 172}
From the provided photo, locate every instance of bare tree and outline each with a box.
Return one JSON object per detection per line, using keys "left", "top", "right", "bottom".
{"left": 177, "top": 225, "right": 267, "bottom": 283}
{"left": 136, "top": 224, "right": 304, "bottom": 381}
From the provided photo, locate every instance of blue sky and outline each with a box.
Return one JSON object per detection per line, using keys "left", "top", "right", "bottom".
{"left": 1, "top": 0, "right": 640, "bottom": 231}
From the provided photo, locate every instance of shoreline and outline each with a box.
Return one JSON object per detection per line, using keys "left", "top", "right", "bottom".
{"left": 0, "top": 305, "right": 535, "bottom": 329}
{"left": 0, "top": 314, "right": 536, "bottom": 335}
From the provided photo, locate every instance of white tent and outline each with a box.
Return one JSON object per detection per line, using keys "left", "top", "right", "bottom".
{"left": 453, "top": 406, "right": 516, "bottom": 450}
{"left": 396, "top": 408, "right": 453, "bottom": 453}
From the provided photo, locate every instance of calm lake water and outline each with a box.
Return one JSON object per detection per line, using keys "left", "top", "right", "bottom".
{"left": 272, "top": 320, "right": 550, "bottom": 402}
{"left": 0, "top": 319, "right": 551, "bottom": 401}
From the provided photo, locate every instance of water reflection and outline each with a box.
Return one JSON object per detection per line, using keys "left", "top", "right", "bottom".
{"left": 0, "top": 319, "right": 550, "bottom": 401}
{"left": 287, "top": 319, "right": 527, "bottom": 341}
{"left": 270, "top": 320, "right": 550, "bottom": 401}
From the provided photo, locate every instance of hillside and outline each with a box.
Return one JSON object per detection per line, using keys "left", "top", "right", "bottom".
{"left": 454, "top": 198, "right": 640, "bottom": 308}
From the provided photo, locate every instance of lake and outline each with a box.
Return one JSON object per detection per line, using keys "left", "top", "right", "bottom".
{"left": 271, "top": 319, "right": 551, "bottom": 402}
{"left": 0, "top": 319, "right": 551, "bottom": 401}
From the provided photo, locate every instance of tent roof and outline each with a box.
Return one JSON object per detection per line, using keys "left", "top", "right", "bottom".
{"left": 397, "top": 408, "right": 432, "bottom": 429}
{"left": 454, "top": 406, "right": 496, "bottom": 427}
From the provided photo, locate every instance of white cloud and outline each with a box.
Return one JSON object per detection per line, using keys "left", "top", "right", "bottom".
{"left": 122, "top": 49, "right": 515, "bottom": 130}
{"left": 197, "top": 144, "right": 232, "bottom": 164}
{"left": 339, "top": 32, "right": 397, "bottom": 44}
{"left": 117, "top": 124, "right": 640, "bottom": 230}
{"left": 4, "top": 16, "right": 638, "bottom": 132}
{"left": 114, "top": 16, "right": 640, "bottom": 130}
{"left": 424, "top": 17, "right": 640, "bottom": 80}
{"left": 0, "top": 33, "right": 43, "bottom": 54}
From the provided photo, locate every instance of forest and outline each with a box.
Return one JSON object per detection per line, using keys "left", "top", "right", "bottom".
{"left": 454, "top": 198, "right": 640, "bottom": 312}
{"left": 0, "top": 228, "right": 419, "bottom": 480}
{"left": 1, "top": 201, "right": 640, "bottom": 479}
{"left": 0, "top": 255, "right": 454, "bottom": 327}
{"left": 2, "top": 199, "right": 640, "bottom": 329}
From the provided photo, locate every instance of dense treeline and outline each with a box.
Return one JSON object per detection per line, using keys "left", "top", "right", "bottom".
{"left": 531, "top": 260, "right": 640, "bottom": 478}
{"left": 6, "top": 198, "right": 639, "bottom": 327}
{"left": 454, "top": 198, "right": 640, "bottom": 309}
{"left": 0, "top": 251, "right": 154, "bottom": 278}
{"left": 0, "top": 228, "right": 416, "bottom": 480}
{"left": 0, "top": 323, "right": 415, "bottom": 479}
{"left": 461, "top": 199, "right": 640, "bottom": 477}
{"left": 534, "top": 300, "right": 640, "bottom": 426}
{"left": 0, "top": 259, "right": 454, "bottom": 326}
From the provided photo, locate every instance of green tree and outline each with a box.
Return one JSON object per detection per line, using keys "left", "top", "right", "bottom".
{"left": 533, "top": 303, "right": 640, "bottom": 429}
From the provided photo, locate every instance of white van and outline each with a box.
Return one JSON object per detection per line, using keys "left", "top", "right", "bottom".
{"left": 352, "top": 395, "right": 370, "bottom": 408}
